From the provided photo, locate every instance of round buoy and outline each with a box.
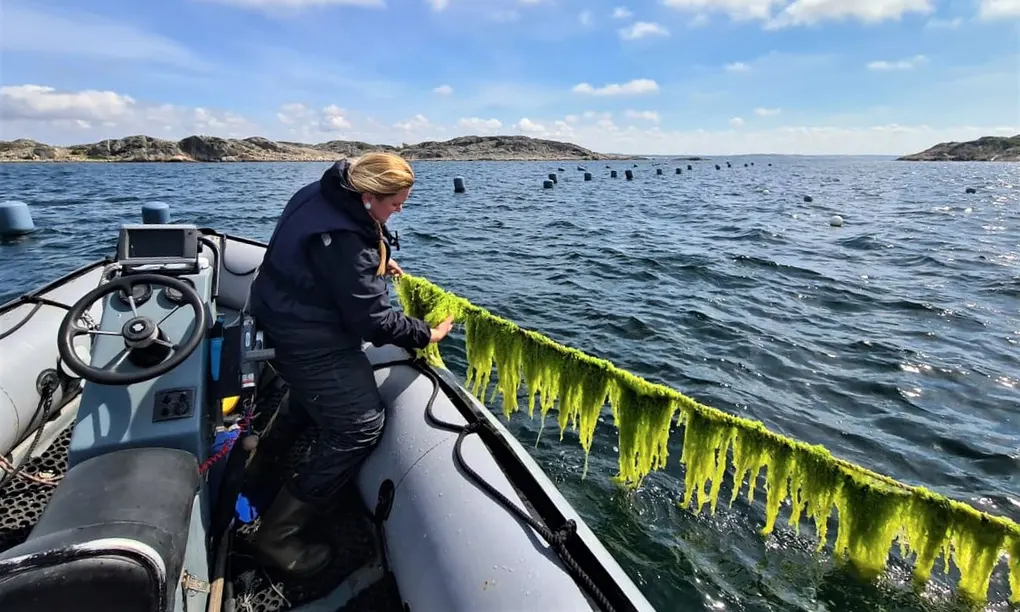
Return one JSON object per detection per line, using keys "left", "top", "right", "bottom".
{"left": 965, "top": 187, "right": 977, "bottom": 194}
{"left": 715, "top": 164, "right": 721, "bottom": 170}
{"left": 676, "top": 168, "right": 682, "bottom": 174}
{"left": 830, "top": 215, "right": 844, "bottom": 227}
{"left": 726, "top": 162, "right": 731, "bottom": 168}
{"left": 744, "top": 163, "right": 748, "bottom": 167}
{"left": 625, "top": 170, "right": 634, "bottom": 180}
{"left": 0, "top": 200, "right": 36, "bottom": 237}
{"left": 548, "top": 173, "right": 557, "bottom": 184}
{"left": 453, "top": 177, "right": 466, "bottom": 193}
{"left": 584, "top": 172, "right": 592, "bottom": 181}
{"left": 768, "top": 163, "right": 772, "bottom": 166}
{"left": 803, "top": 195, "right": 813, "bottom": 203}
{"left": 543, "top": 180, "right": 554, "bottom": 189}
{"left": 142, "top": 201, "right": 170, "bottom": 225}
{"left": 610, "top": 170, "right": 618, "bottom": 178}
{"left": 656, "top": 168, "right": 663, "bottom": 176}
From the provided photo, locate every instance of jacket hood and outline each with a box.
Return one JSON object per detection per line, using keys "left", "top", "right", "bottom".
{"left": 319, "top": 159, "right": 398, "bottom": 244}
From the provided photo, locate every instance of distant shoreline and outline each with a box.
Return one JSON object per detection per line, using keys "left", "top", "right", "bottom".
{"left": 897, "top": 134, "right": 1020, "bottom": 162}
{"left": 0, "top": 134, "right": 644, "bottom": 163}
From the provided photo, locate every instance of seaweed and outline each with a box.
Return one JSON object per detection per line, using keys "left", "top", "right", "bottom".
{"left": 394, "top": 274, "right": 1019, "bottom": 605}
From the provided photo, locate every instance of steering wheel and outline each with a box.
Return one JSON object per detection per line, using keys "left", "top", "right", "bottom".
{"left": 57, "top": 273, "right": 208, "bottom": 385}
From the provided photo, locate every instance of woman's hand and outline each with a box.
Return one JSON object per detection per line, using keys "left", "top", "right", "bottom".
{"left": 387, "top": 259, "right": 404, "bottom": 277}
{"left": 429, "top": 315, "right": 455, "bottom": 344}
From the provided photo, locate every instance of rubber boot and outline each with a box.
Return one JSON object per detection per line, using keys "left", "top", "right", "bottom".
{"left": 251, "top": 486, "right": 333, "bottom": 576}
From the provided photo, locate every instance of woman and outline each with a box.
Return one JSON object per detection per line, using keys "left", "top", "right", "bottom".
{"left": 247, "top": 152, "right": 455, "bottom": 576}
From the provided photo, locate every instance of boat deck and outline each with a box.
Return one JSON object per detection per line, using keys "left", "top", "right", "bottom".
{"left": 0, "top": 385, "right": 405, "bottom": 612}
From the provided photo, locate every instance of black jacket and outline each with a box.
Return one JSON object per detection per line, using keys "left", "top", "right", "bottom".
{"left": 249, "top": 160, "right": 430, "bottom": 352}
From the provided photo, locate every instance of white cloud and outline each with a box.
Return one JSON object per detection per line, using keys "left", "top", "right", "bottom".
{"left": 433, "top": 84, "right": 454, "bottom": 95}
{"left": 729, "top": 117, "right": 745, "bottom": 127}
{"left": 1, "top": 84, "right": 257, "bottom": 140}
{"left": 625, "top": 110, "right": 661, "bottom": 122}
{"left": 393, "top": 113, "right": 433, "bottom": 132}
{"left": 867, "top": 54, "right": 927, "bottom": 70}
{"left": 319, "top": 105, "right": 352, "bottom": 131}
{"left": 754, "top": 107, "right": 782, "bottom": 116}
{"left": 517, "top": 118, "right": 546, "bottom": 133}
{"left": 457, "top": 117, "right": 503, "bottom": 133}
{"left": 661, "top": 0, "right": 782, "bottom": 21}
{"left": 572, "top": 79, "right": 660, "bottom": 95}
{"left": 767, "top": 0, "right": 934, "bottom": 28}
{"left": 661, "top": 0, "right": 936, "bottom": 27}
{"left": 979, "top": 0, "right": 1020, "bottom": 19}
{"left": 612, "top": 6, "right": 633, "bottom": 18}
{"left": 579, "top": 10, "right": 594, "bottom": 25}
{"left": 619, "top": 21, "right": 670, "bottom": 39}
{"left": 725, "top": 61, "right": 751, "bottom": 72}
{"left": 426, "top": 0, "right": 449, "bottom": 9}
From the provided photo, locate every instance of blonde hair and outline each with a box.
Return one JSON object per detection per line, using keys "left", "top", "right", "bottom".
{"left": 346, "top": 152, "right": 414, "bottom": 276}
{"left": 347, "top": 152, "right": 415, "bottom": 196}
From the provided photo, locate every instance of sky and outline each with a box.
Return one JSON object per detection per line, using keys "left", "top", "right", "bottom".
{"left": 0, "top": 0, "right": 1018, "bottom": 155}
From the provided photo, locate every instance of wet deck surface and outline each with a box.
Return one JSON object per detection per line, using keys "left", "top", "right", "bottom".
{"left": 0, "top": 385, "right": 405, "bottom": 612}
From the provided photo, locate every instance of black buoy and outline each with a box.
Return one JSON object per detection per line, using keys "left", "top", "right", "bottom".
{"left": 676, "top": 168, "right": 682, "bottom": 174}
{"left": 633, "top": 163, "right": 638, "bottom": 167}
{"left": 610, "top": 170, "right": 618, "bottom": 178}
{"left": 687, "top": 164, "right": 692, "bottom": 170}
{"left": 558, "top": 167, "right": 565, "bottom": 172}
{"left": 656, "top": 168, "right": 663, "bottom": 175}
{"left": 548, "top": 173, "right": 558, "bottom": 184}
{"left": 715, "top": 164, "right": 721, "bottom": 170}
{"left": 453, "top": 177, "right": 466, "bottom": 193}
{"left": 965, "top": 187, "right": 977, "bottom": 194}
{"left": 726, "top": 162, "right": 731, "bottom": 168}
{"left": 768, "top": 163, "right": 772, "bottom": 166}
{"left": 543, "top": 180, "right": 554, "bottom": 189}
{"left": 750, "top": 162, "right": 754, "bottom": 166}
{"left": 625, "top": 170, "right": 633, "bottom": 180}
{"left": 577, "top": 165, "right": 586, "bottom": 172}
{"left": 744, "top": 163, "right": 748, "bottom": 167}
{"left": 804, "top": 195, "right": 813, "bottom": 203}
{"left": 584, "top": 172, "right": 592, "bottom": 181}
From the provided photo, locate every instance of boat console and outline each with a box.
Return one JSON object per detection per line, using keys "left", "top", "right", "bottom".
{"left": 0, "top": 223, "right": 267, "bottom": 612}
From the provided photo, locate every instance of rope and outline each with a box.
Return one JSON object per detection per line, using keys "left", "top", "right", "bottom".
{"left": 199, "top": 395, "right": 256, "bottom": 476}
{"left": 0, "top": 379, "right": 59, "bottom": 489}
{"left": 372, "top": 358, "right": 619, "bottom": 612}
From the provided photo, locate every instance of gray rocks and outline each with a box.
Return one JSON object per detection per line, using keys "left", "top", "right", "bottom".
{"left": 898, "top": 135, "right": 1020, "bottom": 162}
{"left": 0, "top": 134, "right": 630, "bottom": 163}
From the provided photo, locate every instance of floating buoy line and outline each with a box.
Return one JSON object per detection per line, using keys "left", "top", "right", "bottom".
{"left": 395, "top": 273, "right": 1019, "bottom": 606}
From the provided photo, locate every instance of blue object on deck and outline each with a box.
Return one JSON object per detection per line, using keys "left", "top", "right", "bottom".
{"left": 141, "top": 201, "right": 170, "bottom": 224}
{"left": 0, "top": 200, "right": 36, "bottom": 237}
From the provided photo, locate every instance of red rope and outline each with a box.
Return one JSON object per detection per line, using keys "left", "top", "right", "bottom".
{"left": 198, "top": 407, "right": 253, "bottom": 476}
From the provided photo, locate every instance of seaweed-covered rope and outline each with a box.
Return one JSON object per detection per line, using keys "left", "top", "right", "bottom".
{"left": 394, "top": 273, "right": 1020, "bottom": 606}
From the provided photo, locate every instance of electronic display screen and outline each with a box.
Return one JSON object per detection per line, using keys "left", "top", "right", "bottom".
{"left": 126, "top": 228, "right": 188, "bottom": 259}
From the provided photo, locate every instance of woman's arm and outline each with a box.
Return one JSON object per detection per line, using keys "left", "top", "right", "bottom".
{"left": 307, "top": 230, "right": 432, "bottom": 350}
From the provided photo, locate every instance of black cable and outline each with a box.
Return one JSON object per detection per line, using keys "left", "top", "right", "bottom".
{"left": 370, "top": 358, "right": 618, "bottom": 612}
{"left": 0, "top": 297, "right": 72, "bottom": 341}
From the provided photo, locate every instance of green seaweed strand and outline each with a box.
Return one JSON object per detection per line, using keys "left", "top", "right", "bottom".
{"left": 394, "top": 273, "right": 1020, "bottom": 605}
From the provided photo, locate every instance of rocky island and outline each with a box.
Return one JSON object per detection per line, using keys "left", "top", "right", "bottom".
{"left": 898, "top": 135, "right": 1020, "bottom": 161}
{"left": 0, "top": 134, "right": 633, "bottom": 163}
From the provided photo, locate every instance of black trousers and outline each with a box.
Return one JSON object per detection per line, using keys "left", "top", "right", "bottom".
{"left": 265, "top": 339, "right": 385, "bottom": 505}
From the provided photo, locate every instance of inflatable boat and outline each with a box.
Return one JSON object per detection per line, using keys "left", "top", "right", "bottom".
{"left": 0, "top": 223, "right": 656, "bottom": 612}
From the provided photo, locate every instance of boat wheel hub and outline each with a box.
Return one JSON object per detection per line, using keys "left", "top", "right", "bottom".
{"left": 122, "top": 316, "right": 158, "bottom": 348}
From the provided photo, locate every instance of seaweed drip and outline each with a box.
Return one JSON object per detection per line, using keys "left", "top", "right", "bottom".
{"left": 394, "top": 274, "right": 1020, "bottom": 605}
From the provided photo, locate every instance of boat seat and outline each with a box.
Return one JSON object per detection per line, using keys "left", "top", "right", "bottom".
{"left": 0, "top": 447, "right": 200, "bottom": 612}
